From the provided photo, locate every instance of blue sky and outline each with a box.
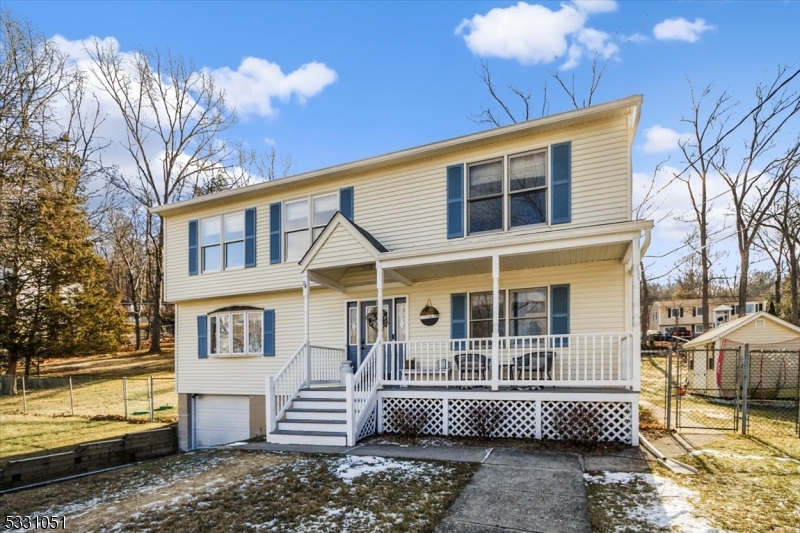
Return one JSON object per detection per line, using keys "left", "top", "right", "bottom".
{"left": 7, "top": 0, "right": 800, "bottom": 282}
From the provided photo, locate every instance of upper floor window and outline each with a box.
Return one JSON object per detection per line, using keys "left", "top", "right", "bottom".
{"left": 201, "top": 212, "right": 244, "bottom": 272}
{"left": 732, "top": 302, "right": 764, "bottom": 315}
{"left": 693, "top": 306, "right": 703, "bottom": 317}
{"left": 667, "top": 307, "right": 683, "bottom": 318}
{"left": 285, "top": 192, "right": 338, "bottom": 262}
{"left": 467, "top": 150, "right": 548, "bottom": 235}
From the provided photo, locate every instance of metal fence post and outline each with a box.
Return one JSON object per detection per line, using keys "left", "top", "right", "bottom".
{"left": 69, "top": 377, "right": 75, "bottom": 415}
{"left": 21, "top": 375, "right": 27, "bottom": 414}
{"left": 149, "top": 376, "right": 155, "bottom": 422}
{"left": 741, "top": 343, "right": 749, "bottom": 436}
{"left": 123, "top": 377, "right": 128, "bottom": 420}
{"left": 666, "top": 349, "right": 673, "bottom": 431}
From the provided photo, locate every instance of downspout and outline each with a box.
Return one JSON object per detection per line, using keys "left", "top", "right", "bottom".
{"left": 191, "top": 394, "right": 198, "bottom": 450}
{"left": 640, "top": 228, "right": 651, "bottom": 259}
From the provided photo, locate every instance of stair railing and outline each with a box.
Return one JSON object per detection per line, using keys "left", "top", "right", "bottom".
{"left": 347, "top": 338, "right": 381, "bottom": 445}
{"left": 266, "top": 342, "right": 307, "bottom": 434}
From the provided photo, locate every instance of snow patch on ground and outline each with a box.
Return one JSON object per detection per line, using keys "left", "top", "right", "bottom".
{"left": 332, "top": 455, "right": 425, "bottom": 483}
{"left": 689, "top": 449, "right": 765, "bottom": 461}
{"left": 585, "top": 472, "right": 721, "bottom": 532}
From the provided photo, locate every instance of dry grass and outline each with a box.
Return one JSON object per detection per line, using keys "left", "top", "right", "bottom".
{"left": 0, "top": 349, "right": 176, "bottom": 460}
{"left": 0, "top": 449, "right": 476, "bottom": 533}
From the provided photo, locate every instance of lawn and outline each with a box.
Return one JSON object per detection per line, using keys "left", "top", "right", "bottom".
{"left": 0, "top": 349, "right": 177, "bottom": 460}
{"left": 0, "top": 449, "right": 477, "bottom": 532}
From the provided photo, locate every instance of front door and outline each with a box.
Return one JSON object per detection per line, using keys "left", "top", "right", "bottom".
{"left": 346, "top": 299, "right": 403, "bottom": 369}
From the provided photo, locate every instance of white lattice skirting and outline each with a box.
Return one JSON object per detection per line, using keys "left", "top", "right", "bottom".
{"left": 373, "top": 397, "right": 633, "bottom": 444}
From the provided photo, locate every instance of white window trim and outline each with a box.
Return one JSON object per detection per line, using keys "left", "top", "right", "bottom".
{"left": 208, "top": 310, "right": 263, "bottom": 357}
{"left": 283, "top": 191, "right": 339, "bottom": 262}
{"left": 199, "top": 210, "right": 247, "bottom": 274}
{"left": 465, "top": 147, "right": 552, "bottom": 237}
{"left": 467, "top": 286, "right": 549, "bottom": 338}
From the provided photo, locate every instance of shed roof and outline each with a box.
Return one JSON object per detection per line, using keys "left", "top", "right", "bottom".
{"left": 684, "top": 311, "right": 800, "bottom": 348}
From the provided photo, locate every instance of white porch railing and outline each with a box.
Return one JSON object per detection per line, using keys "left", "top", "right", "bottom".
{"left": 266, "top": 342, "right": 307, "bottom": 432}
{"left": 383, "top": 333, "right": 634, "bottom": 388}
{"left": 310, "top": 345, "right": 346, "bottom": 382}
{"left": 348, "top": 338, "right": 381, "bottom": 445}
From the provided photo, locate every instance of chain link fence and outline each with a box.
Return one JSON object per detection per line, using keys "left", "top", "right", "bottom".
{"left": 0, "top": 375, "right": 176, "bottom": 422}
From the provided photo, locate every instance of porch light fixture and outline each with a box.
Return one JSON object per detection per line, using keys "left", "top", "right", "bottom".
{"left": 420, "top": 299, "right": 439, "bottom": 326}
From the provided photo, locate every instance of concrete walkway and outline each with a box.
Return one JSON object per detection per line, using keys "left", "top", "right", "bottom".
{"left": 239, "top": 442, "right": 650, "bottom": 533}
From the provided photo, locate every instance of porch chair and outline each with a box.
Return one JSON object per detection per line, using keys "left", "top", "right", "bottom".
{"left": 513, "top": 351, "right": 556, "bottom": 380}
{"left": 454, "top": 353, "right": 488, "bottom": 380}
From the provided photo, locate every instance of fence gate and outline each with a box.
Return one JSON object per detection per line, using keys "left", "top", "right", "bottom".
{"left": 668, "top": 347, "right": 741, "bottom": 431}
{"left": 667, "top": 345, "right": 800, "bottom": 438}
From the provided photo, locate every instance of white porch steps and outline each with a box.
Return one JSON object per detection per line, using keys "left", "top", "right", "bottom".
{"left": 268, "top": 386, "right": 349, "bottom": 446}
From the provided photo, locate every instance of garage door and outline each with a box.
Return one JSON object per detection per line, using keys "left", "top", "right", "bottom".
{"left": 195, "top": 395, "right": 250, "bottom": 447}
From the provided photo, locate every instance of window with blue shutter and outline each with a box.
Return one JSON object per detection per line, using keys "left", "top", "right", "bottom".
{"left": 451, "top": 293, "right": 467, "bottom": 350}
{"left": 339, "top": 187, "right": 354, "bottom": 221}
{"left": 197, "top": 316, "right": 208, "bottom": 358}
{"left": 269, "top": 203, "right": 281, "bottom": 264}
{"left": 551, "top": 142, "right": 571, "bottom": 224}
{"left": 550, "top": 284, "right": 570, "bottom": 347}
{"left": 263, "top": 309, "right": 275, "bottom": 356}
{"left": 244, "top": 208, "right": 256, "bottom": 268}
{"left": 446, "top": 164, "right": 464, "bottom": 239}
{"left": 188, "top": 220, "right": 198, "bottom": 275}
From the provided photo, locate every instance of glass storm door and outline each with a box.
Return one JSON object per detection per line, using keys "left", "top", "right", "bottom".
{"left": 347, "top": 300, "right": 402, "bottom": 369}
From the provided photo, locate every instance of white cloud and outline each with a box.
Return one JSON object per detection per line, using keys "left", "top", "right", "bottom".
{"left": 205, "top": 58, "right": 337, "bottom": 118}
{"left": 624, "top": 32, "right": 649, "bottom": 44}
{"left": 653, "top": 17, "right": 714, "bottom": 43}
{"left": 456, "top": 1, "right": 618, "bottom": 69}
{"left": 643, "top": 125, "right": 691, "bottom": 154}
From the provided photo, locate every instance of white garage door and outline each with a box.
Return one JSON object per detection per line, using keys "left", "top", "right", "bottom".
{"left": 195, "top": 395, "right": 250, "bottom": 448}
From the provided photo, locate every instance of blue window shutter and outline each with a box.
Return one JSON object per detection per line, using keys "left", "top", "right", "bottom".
{"left": 551, "top": 284, "right": 570, "bottom": 347}
{"left": 446, "top": 164, "right": 464, "bottom": 239}
{"left": 197, "top": 316, "right": 208, "bottom": 359}
{"left": 263, "top": 309, "right": 275, "bottom": 356}
{"left": 551, "top": 142, "right": 571, "bottom": 224}
{"left": 451, "top": 293, "right": 467, "bottom": 350}
{"left": 244, "top": 208, "right": 256, "bottom": 268}
{"left": 188, "top": 220, "right": 198, "bottom": 275}
{"left": 340, "top": 187, "right": 354, "bottom": 221}
{"left": 269, "top": 203, "right": 281, "bottom": 264}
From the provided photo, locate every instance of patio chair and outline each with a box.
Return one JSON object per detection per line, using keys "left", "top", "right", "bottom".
{"left": 513, "top": 351, "right": 555, "bottom": 380}
{"left": 454, "top": 353, "right": 488, "bottom": 380}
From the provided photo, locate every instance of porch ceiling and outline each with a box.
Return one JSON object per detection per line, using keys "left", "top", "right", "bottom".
{"left": 308, "top": 242, "right": 630, "bottom": 290}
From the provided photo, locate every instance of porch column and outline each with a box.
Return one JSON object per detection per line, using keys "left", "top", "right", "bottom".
{"left": 491, "top": 254, "right": 500, "bottom": 391}
{"left": 303, "top": 271, "right": 311, "bottom": 386}
{"left": 376, "top": 262, "right": 384, "bottom": 381}
{"left": 631, "top": 237, "right": 641, "bottom": 393}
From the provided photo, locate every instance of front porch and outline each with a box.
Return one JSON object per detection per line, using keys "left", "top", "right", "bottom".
{"left": 265, "top": 215, "right": 647, "bottom": 447}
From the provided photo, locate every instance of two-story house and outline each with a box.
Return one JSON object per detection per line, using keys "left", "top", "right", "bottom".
{"left": 650, "top": 298, "right": 767, "bottom": 337}
{"left": 153, "top": 95, "right": 652, "bottom": 451}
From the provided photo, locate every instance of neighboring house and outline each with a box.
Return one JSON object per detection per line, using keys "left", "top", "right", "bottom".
{"left": 152, "top": 95, "right": 652, "bottom": 451}
{"left": 649, "top": 298, "right": 766, "bottom": 337}
{"left": 682, "top": 312, "right": 800, "bottom": 398}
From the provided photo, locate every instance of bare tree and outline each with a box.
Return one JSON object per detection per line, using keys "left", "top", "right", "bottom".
{"left": 713, "top": 67, "right": 800, "bottom": 317}
{"left": 470, "top": 53, "right": 614, "bottom": 127}
{"left": 86, "top": 41, "right": 239, "bottom": 353}
{"left": 674, "top": 84, "right": 735, "bottom": 332}
{"left": 761, "top": 178, "right": 800, "bottom": 324}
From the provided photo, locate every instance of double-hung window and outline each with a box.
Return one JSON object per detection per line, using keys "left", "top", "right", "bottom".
{"left": 285, "top": 192, "right": 338, "bottom": 261}
{"left": 467, "top": 160, "right": 504, "bottom": 234}
{"left": 467, "top": 150, "right": 548, "bottom": 235}
{"left": 509, "top": 152, "right": 547, "bottom": 228}
{"left": 469, "top": 287, "right": 547, "bottom": 338}
{"left": 200, "top": 213, "right": 246, "bottom": 272}
{"left": 209, "top": 310, "right": 262, "bottom": 356}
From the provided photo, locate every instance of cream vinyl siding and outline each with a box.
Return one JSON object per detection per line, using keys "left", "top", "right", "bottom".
{"left": 307, "top": 225, "right": 375, "bottom": 270}
{"left": 164, "top": 116, "right": 631, "bottom": 303}
{"left": 175, "top": 261, "right": 625, "bottom": 395}
{"left": 722, "top": 319, "right": 800, "bottom": 346}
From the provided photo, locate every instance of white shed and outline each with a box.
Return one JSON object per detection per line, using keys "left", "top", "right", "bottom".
{"left": 683, "top": 312, "right": 800, "bottom": 398}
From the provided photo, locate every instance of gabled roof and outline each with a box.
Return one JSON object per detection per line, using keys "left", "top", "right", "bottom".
{"left": 150, "top": 95, "right": 642, "bottom": 217}
{"left": 684, "top": 311, "right": 800, "bottom": 348}
{"left": 299, "top": 212, "right": 387, "bottom": 271}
